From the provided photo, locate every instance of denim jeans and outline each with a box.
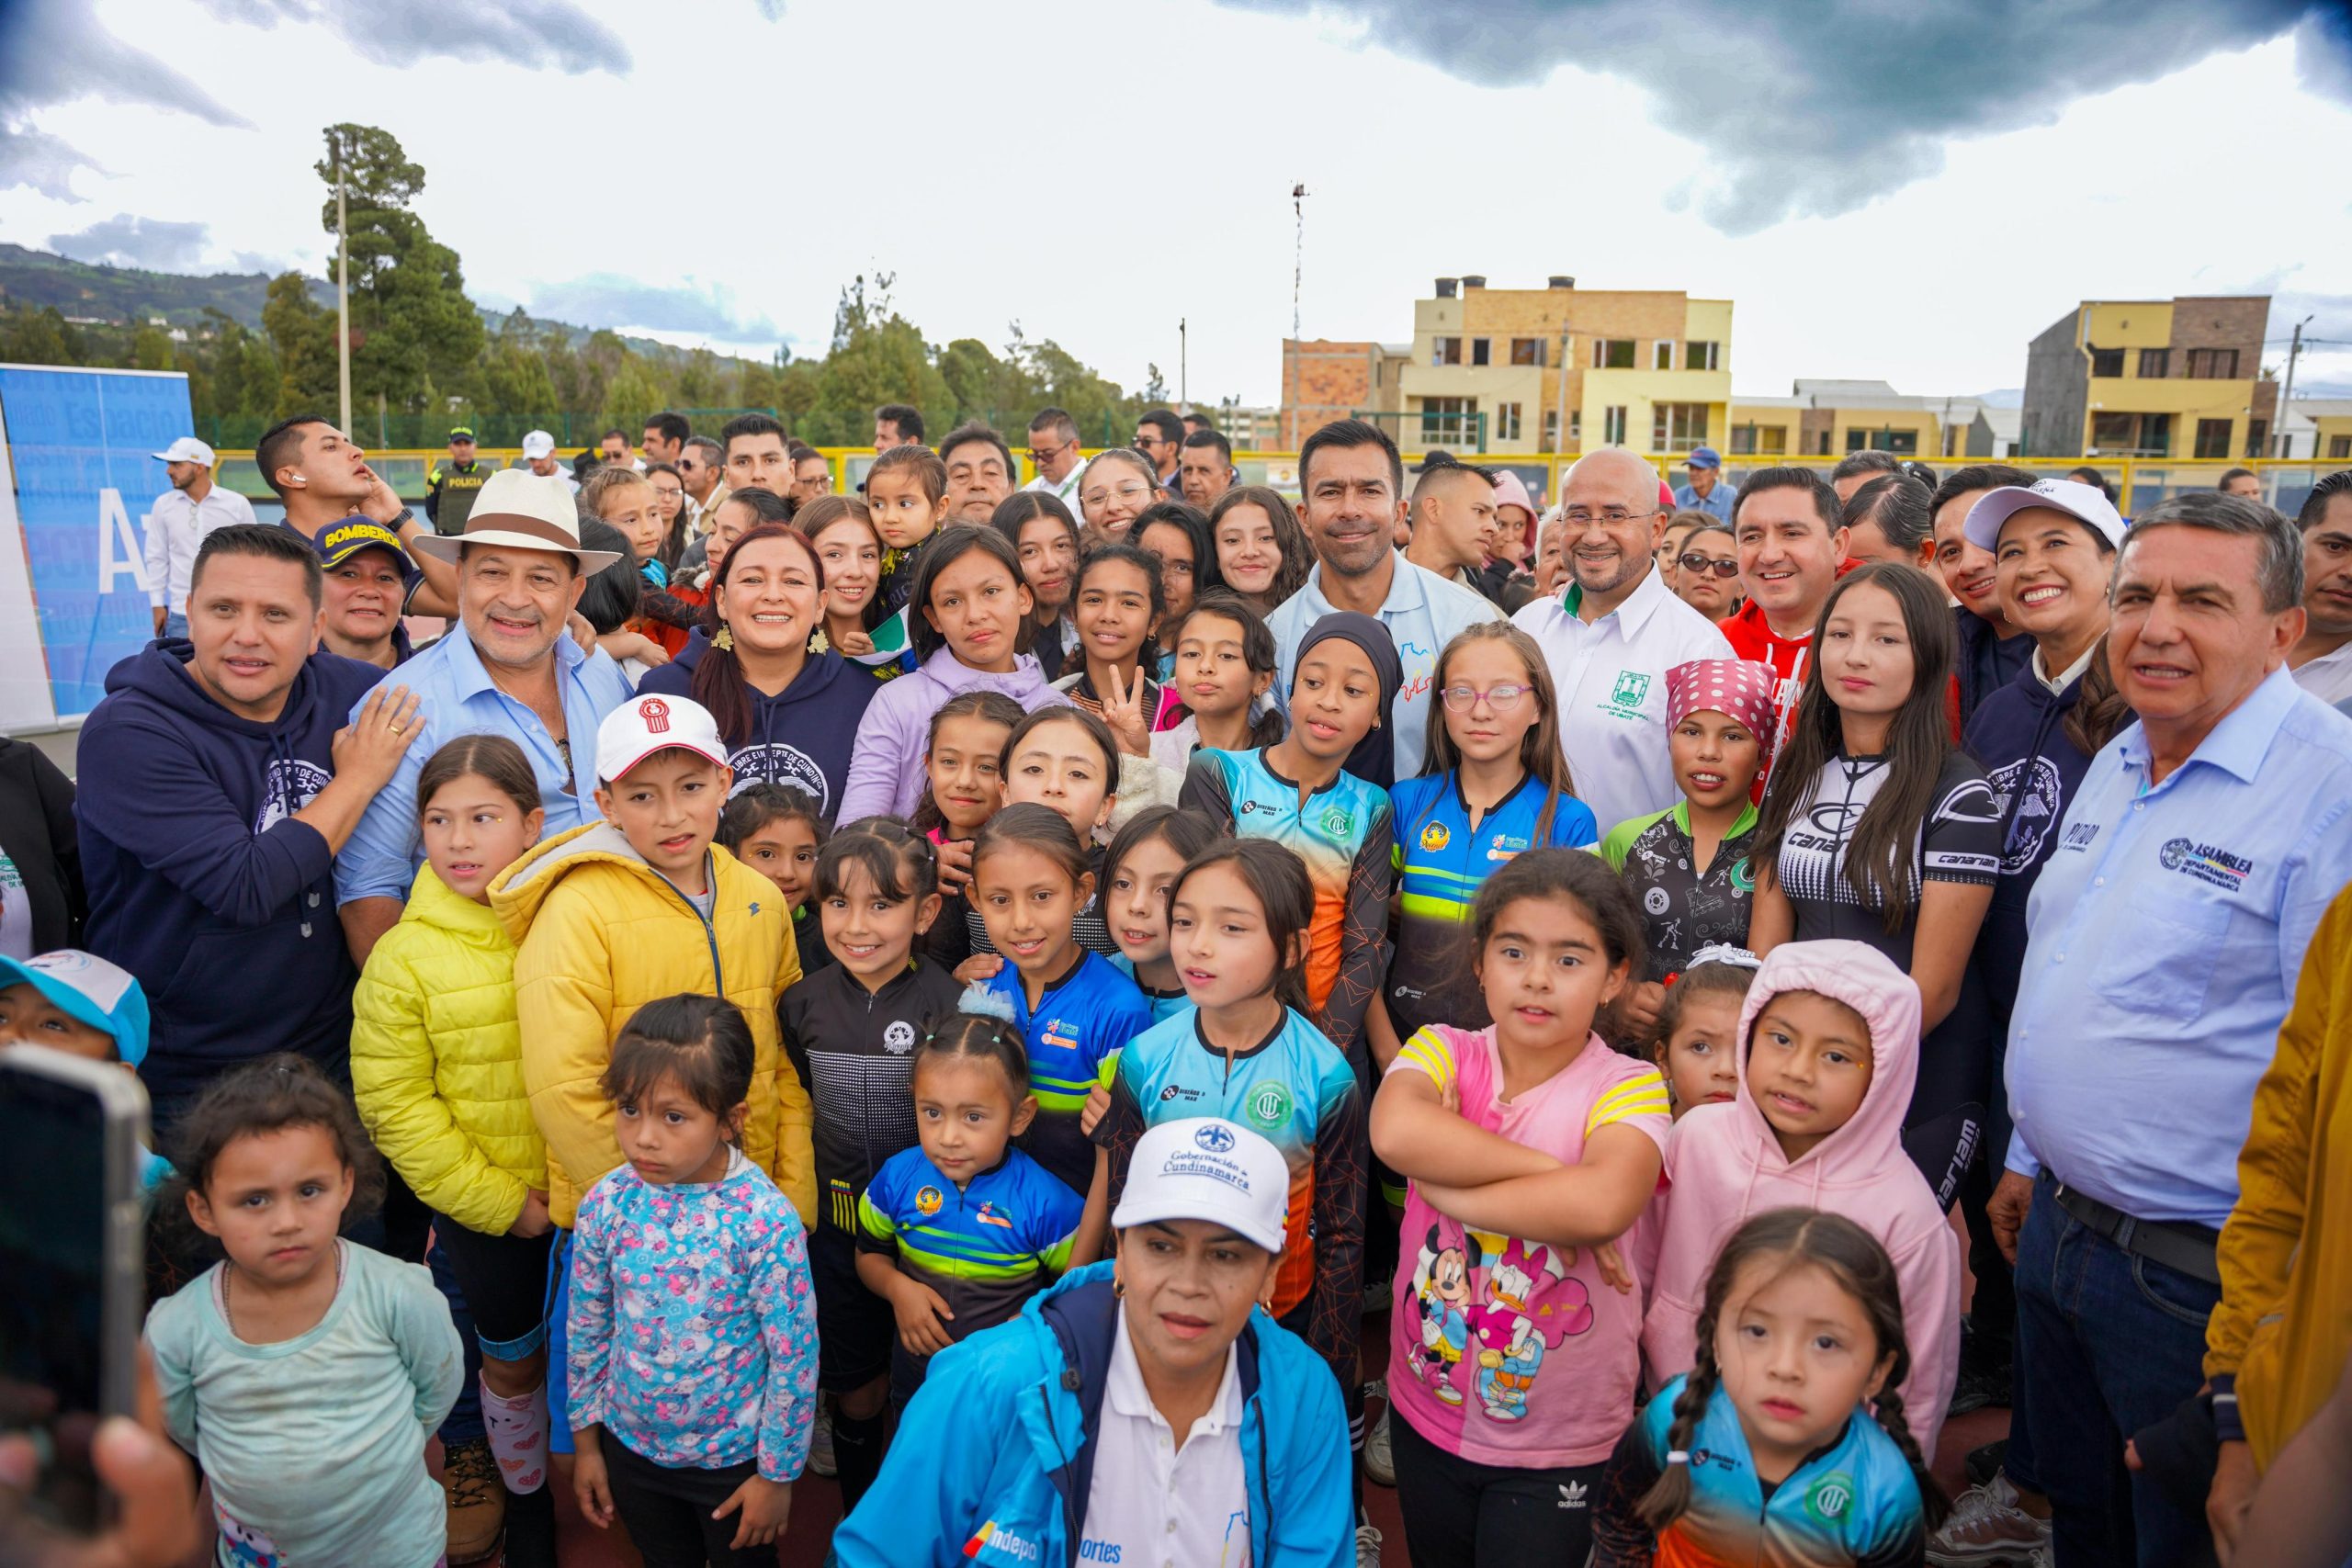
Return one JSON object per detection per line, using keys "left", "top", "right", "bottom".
{"left": 2014, "top": 1181, "right": 2218, "bottom": 1567}
{"left": 161, "top": 612, "right": 187, "bottom": 638}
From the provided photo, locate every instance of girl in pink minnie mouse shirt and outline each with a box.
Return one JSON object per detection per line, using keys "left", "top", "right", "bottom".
{"left": 566, "top": 995, "right": 818, "bottom": 1566}
{"left": 1368, "top": 850, "right": 1671, "bottom": 1568}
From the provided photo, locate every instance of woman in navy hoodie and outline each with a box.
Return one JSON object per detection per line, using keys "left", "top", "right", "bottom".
{"left": 637, "top": 521, "right": 878, "bottom": 823}
{"left": 74, "top": 525, "right": 415, "bottom": 1130}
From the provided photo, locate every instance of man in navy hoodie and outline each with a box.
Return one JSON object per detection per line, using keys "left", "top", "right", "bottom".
{"left": 75, "top": 525, "right": 420, "bottom": 1131}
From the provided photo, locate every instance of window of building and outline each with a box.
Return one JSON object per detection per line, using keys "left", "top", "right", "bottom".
{"left": 2246, "top": 419, "right": 2267, "bottom": 459}
{"left": 1593, "top": 339, "right": 1635, "bottom": 369}
{"left": 2089, "top": 346, "right": 2125, "bottom": 378}
{"left": 1419, "top": 397, "right": 1478, "bottom": 446}
{"left": 2187, "top": 348, "right": 2240, "bottom": 379}
{"left": 1568, "top": 410, "right": 1582, "bottom": 446}
{"left": 1432, "top": 337, "right": 1462, "bottom": 367}
{"left": 2138, "top": 348, "right": 2170, "bottom": 378}
{"left": 1543, "top": 409, "right": 1560, "bottom": 451}
{"left": 2332, "top": 434, "right": 2352, "bottom": 460}
{"left": 2092, "top": 412, "right": 2173, "bottom": 456}
{"left": 1510, "top": 337, "right": 1546, "bottom": 367}
{"left": 1654, "top": 402, "right": 1709, "bottom": 452}
{"left": 1814, "top": 431, "right": 1836, "bottom": 457}
{"left": 1684, "top": 340, "right": 1721, "bottom": 371}
{"left": 1758, "top": 426, "right": 1787, "bottom": 455}
{"left": 1654, "top": 341, "right": 1675, "bottom": 370}
{"left": 1471, "top": 337, "right": 1491, "bottom": 367}
{"left": 1602, "top": 405, "right": 1628, "bottom": 446}
{"left": 1497, "top": 402, "right": 1522, "bottom": 442}
{"left": 2194, "top": 418, "right": 2233, "bottom": 459}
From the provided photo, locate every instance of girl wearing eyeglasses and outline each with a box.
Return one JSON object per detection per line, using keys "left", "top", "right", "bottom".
{"left": 1375, "top": 623, "right": 1597, "bottom": 1056}
{"left": 1671, "top": 521, "right": 1743, "bottom": 620}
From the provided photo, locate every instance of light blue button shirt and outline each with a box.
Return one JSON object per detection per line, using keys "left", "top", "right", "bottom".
{"left": 2005, "top": 667, "right": 2352, "bottom": 1227}
{"left": 1671, "top": 480, "right": 1736, "bottom": 523}
{"left": 335, "top": 628, "right": 635, "bottom": 906}
{"left": 1265, "top": 554, "right": 1503, "bottom": 772}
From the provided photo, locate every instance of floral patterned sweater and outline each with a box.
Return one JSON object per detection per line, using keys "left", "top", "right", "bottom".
{"left": 567, "top": 1150, "right": 819, "bottom": 1481}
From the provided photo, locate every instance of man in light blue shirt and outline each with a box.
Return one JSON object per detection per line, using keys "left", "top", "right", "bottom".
{"left": 1669, "top": 446, "right": 1736, "bottom": 523}
{"left": 1990, "top": 493, "right": 2352, "bottom": 1568}
{"left": 1265, "top": 420, "right": 1502, "bottom": 778}
{"left": 335, "top": 469, "right": 633, "bottom": 964}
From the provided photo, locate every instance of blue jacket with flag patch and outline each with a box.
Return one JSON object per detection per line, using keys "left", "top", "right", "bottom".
{"left": 826, "top": 1262, "right": 1353, "bottom": 1568}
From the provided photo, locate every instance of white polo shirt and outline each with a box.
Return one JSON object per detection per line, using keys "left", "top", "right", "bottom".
{"left": 1024, "top": 457, "right": 1090, "bottom": 515}
{"left": 1080, "top": 1312, "right": 1252, "bottom": 1568}
{"left": 1511, "top": 562, "right": 1735, "bottom": 836}
{"left": 142, "top": 482, "right": 258, "bottom": 614}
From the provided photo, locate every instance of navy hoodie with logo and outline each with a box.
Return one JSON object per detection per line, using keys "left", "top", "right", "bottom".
{"left": 636, "top": 632, "right": 877, "bottom": 822}
{"left": 75, "top": 640, "right": 387, "bottom": 1109}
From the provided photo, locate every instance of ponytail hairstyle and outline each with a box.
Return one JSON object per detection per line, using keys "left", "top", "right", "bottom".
{"left": 915, "top": 997, "right": 1032, "bottom": 1094}
{"left": 970, "top": 801, "right": 1092, "bottom": 888}
{"left": 1637, "top": 1208, "right": 1950, "bottom": 1534}
{"left": 1753, "top": 561, "right": 1956, "bottom": 933}
{"left": 814, "top": 815, "right": 941, "bottom": 907}
{"left": 414, "top": 732, "right": 543, "bottom": 822}
{"left": 165, "top": 1054, "right": 385, "bottom": 1252}
{"left": 912, "top": 689, "right": 1023, "bottom": 835}
{"left": 908, "top": 525, "right": 1033, "bottom": 661}
{"left": 600, "top": 993, "right": 757, "bottom": 1141}
{"left": 1464, "top": 848, "right": 1644, "bottom": 1032}
{"left": 1070, "top": 539, "right": 1168, "bottom": 665}
{"left": 1167, "top": 838, "right": 1315, "bottom": 1012}
{"left": 693, "top": 521, "right": 822, "bottom": 745}
{"left": 867, "top": 442, "right": 948, "bottom": 508}
{"left": 1418, "top": 622, "right": 1577, "bottom": 840}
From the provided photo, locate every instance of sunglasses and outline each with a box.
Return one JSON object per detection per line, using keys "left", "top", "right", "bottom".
{"left": 1678, "top": 552, "right": 1740, "bottom": 579}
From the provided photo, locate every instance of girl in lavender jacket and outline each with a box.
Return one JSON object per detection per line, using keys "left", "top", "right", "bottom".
{"left": 835, "top": 527, "right": 1068, "bottom": 823}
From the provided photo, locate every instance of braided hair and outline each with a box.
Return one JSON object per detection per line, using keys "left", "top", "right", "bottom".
{"left": 1637, "top": 1208, "right": 1950, "bottom": 1533}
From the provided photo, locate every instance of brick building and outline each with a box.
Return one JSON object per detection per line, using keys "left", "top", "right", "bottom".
{"left": 2021, "top": 295, "right": 2276, "bottom": 459}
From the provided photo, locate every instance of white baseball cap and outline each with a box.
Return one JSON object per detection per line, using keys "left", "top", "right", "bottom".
{"left": 1963, "top": 478, "right": 2127, "bottom": 554}
{"left": 520, "top": 430, "right": 557, "bottom": 460}
{"left": 152, "top": 436, "right": 215, "bottom": 468}
{"left": 1110, "top": 1118, "right": 1289, "bottom": 1253}
{"left": 595, "top": 693, "right": 730, "bottom": 784}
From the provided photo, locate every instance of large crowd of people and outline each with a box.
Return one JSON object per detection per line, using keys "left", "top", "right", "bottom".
{"left": 6, "top": 405, "right": 2352, "bottom": 1568}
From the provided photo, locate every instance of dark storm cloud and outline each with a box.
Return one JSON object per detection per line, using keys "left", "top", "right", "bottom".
{"left": 50, "top": 214, "right": 218, "bottom": 271}
{"left": 1224, "top": 0, "right": 2350, "bottom": 233}
{"left": 520, "top": 276, "right": 782, "bottom": 341}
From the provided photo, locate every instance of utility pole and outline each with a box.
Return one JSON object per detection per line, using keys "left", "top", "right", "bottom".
{"left": 1180, "top": 318, "right": 1187, "bottom": 412}
{"left": 1552, "top": 316, "right": 1574, "bottom": 456}
{"left": 1291, "top": 184, "right": 1308, "bottom": 342}
{"left": 2276, "top": 313, "right": 2312, "bottom": 458}
{"left": 334, "top": 145, "right": 352, "bottom": 436}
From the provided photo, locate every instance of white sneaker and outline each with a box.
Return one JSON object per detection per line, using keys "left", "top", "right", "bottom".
{"left": 1926, "top": 1472, "right": 2052, "bottom": 1565}
{"left": 1362, "top": 1380, "right": 1396, "bottom": 1486}
{"left": 808, "top": 1404, "right": 837, "bottom": 1478}
{"left": 1354, "top": 1522, "right": 1384, "bottom": 1567}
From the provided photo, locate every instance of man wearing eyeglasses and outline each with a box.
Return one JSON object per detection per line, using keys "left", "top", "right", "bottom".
{"left": 1023, "top": 405, "right": 1089, "bottom": 513}
{"left": 1511, "top": 447, "right": 1734, "bottom": 834}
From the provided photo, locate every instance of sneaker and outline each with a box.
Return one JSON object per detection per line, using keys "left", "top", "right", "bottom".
{"left": 1363, "top": 1382, "right": 1395, "bottom": 1487}
{"left": 1354, "top": 1522, "right": 1385, "bottom": 1567}
{"left": 498, "top": 1483, "right": 558, "bottom": 1568}
{"left": 809, "top": 1403, "right": 837, "bottom": 1478}
{"left": 1965, "top": 1438, "right": 2007, "bottom": 1490}
{"left": 1947, "top": 1359, "right": 2013, "bottom": 1416}
{"left": 440, "top": 1437, "right": 504, "bottom": 1566}
{"left": 1926, "top": 1473, "right": 2052, "bottom": 1566}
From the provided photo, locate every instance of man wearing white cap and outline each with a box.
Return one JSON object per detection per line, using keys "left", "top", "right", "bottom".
{"left": 832, "top": 1115, "right": 1354, "bottom": 1568}
{"left": 520, "top": 430, "right": 579, "bottom": 494}
{"left": 336, "top": 468, "right": 630, "bottom": 964}
{"left": 143, "top": 436, "right": 255, "bottom": 637}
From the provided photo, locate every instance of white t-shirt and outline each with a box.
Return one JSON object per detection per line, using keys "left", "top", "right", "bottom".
{"left": 2290, "top": 640, "right": 2352, "bottom": 705}
{"left": 1080, "top": 1312, "right": 1252, "bottom": 1568}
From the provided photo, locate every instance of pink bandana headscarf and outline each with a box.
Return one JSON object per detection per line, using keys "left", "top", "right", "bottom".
{"left": 1666, "top": 658, "right": 1780, "bottom": 741}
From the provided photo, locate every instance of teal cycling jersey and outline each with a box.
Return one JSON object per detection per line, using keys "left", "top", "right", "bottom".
{"left": 983, "top": 950, "right": 1151, "bottom": 1196}
{"left": 1179, "top": 747, "right": 1393, "bottom": 1062}
{"left": 1385, "top": 769, "right": 1599, "bottom": 1038}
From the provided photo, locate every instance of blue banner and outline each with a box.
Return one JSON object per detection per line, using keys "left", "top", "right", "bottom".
{"left": 0, "top": 367, "right": 194, "bottom": 717}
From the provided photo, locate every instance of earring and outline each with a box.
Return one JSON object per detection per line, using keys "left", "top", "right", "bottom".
{"left": 713, "top": 626, "right": 734, "bottom": 651}
{"left": 1113, "top": 1277, "right": 1126, "bottom": 1299}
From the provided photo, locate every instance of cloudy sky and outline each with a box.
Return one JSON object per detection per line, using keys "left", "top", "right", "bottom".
{"left": 3, "top": 0, "right": 2349, "bottom": 409}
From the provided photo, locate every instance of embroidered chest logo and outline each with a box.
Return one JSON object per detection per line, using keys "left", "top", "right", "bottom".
{"left": 1603, "top": 670, "right": 1653, "bottom": 718}
{"left": 1805, "top": 1472, "right": 1855, "bottom": 1523}
{"left": 883, "top": 1020, "right": 917, "bottom": 1055}
{"left": 1322, "top": 807, "right": 1356, "bottom": 838}
{"left": 975, "top": 1201, "right": 1015, "bottom": 1230}
{"left": 1245, "top": 1080, "right": 1294, "bottom": 1129}
{"left": 1419, "top": 821, "right": 1452, "bottom": 852}
{"left": 2159, "top": 837, "right": 2253, "bottom": 891}
{"left": 915, "top": 1186, "right": 944, "bottom": 1217}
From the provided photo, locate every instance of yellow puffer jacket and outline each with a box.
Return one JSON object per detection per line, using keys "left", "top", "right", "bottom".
{"left": 491, "top": 822, "right": 810, "bottom": 1228}
{"left": 2209, "top": 879, "right": 2352, "bottom": 1467}
{"left": 351, "top": 863, "right": 547, "bottom": 1236}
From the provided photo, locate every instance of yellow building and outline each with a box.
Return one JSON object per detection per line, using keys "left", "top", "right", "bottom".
{"left": 1393, "top": 276, "right": 1731, "bottom": 456}
{"left": 2021, "top": 296, "right": 2275, "bottom": 460}
{"left": 1725, "top": 380, "right": 2001, "bottom": 461}
{"left": 2295, "top": 400, "right": 2352, "bottom": 464}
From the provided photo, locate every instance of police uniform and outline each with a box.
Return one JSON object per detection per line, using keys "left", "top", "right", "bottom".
{"left": 424, "top": 458, "right": 492, "bottom": 537}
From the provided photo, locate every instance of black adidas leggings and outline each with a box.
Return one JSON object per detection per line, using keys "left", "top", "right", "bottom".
{"left": 1390, "top": 1411, "right": 1604, "bottom": 1567}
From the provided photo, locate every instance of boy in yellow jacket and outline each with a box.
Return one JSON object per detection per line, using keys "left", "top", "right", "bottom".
{"left": 492, "top": 692, "right": 813, "bottom": 1467}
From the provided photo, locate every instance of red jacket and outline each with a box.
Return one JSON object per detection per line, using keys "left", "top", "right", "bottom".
{"left": 1719, "top": 597, "right": 1815, "bottom": 801}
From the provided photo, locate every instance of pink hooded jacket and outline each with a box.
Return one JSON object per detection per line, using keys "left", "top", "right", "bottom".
{"left": 1639, "top": 939, "right": 1962, "bottom": 1459}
